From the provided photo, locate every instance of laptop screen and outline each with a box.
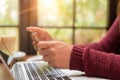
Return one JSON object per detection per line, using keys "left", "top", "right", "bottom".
{"left": 0, "top": 50, "right": 9, "bottom": 64}
{"left": 0, "top": 53, "right": 14, "bottom": 80}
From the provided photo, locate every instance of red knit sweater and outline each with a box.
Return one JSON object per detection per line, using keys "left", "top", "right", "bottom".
{"left": 70, "top": 16, "right": 120, "bottom": 80}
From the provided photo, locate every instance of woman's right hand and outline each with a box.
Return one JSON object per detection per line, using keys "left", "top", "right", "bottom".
{"left": 26, "top": 27, "right": 52, "bottom": 50}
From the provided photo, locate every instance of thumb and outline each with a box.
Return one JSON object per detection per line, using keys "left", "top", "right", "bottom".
{"left": 38, "top": 41, "right": 52, "bottom": 49}
{"left": 26, "top": 27, "right": 45, "bottom": 33}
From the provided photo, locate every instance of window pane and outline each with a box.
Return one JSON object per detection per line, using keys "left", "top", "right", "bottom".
{"left": 75, "top": 0, "right": 108, "bottom": 27}
{"left": 75, "top": 29, "right": 106, "bottom": 44}
{"left": 0, "top": 0, "right": 19, "bottom": 25}
{"left": 44, "top": 28, "right": 73, "bottom": 44}
{"left": 0, "top": 27, "right": 19, "bottom": 54}
{"left": 38, "top": 0, "right": 73, "bottom": 26}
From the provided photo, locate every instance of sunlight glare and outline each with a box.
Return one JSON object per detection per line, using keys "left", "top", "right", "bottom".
{"left": 38, "top": 0, "right": 58, "bottom": 21}
{"left": 11, "top": 11, "right": 17, "bottom": 21}
{"left": 81, "top": 0, "right": 86, "bottom": 3}
{"left": 0, "top": 0, "right": 7, "bottom": 16}
{"left": 0, "top": 8, "right": 6, "bottom": 16}
{"left": 0, "top": 0, "right": 6, "bottom": 6}
{"left": 39, "top": 0, "right": 55, "bottom": 7}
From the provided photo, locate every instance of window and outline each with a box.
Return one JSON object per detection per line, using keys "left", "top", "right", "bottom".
{"left": 37, "top": 0, "right": 108, "bottom": 44}
{"left": 0, "top": 0, "right": 114, "bottom": 54}
{"left": 20, "top": 0, "right": 115, "bottom": 54}
{"left": 0, "top": 0, "right": 19, "bottom": 55}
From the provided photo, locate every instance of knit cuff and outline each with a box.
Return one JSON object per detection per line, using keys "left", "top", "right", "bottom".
{"left": 70, "top": 45, "right": 84, "bottom": 71}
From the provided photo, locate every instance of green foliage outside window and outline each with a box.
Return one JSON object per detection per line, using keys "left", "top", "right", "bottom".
{"left": 0, "top": 0, "right": 19, "bottom": 52}
{"left": 38, "top": 0, "right": 108, "bottom": 44}
{"left": 45, "top": 28, "right": 73, "bottom": 44}
{"left": 0, "top": 0, "right": 19, "bottom": 25}
{"left": 76, "top": 0, "right": 108, "bottom": 27}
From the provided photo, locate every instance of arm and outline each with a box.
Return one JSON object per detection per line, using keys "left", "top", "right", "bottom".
{"left": 70, "top": 16, "right": 120, "bottom": 79}
{"left": 83, "top": 48, "right": 120, "bottom": 80}
{"left": 76, "top": 15, "right": 120, "bottom": 53}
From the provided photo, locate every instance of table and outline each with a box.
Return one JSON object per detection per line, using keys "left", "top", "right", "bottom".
{"left": 61, "top": 69, "right": 109, "bottom": 80}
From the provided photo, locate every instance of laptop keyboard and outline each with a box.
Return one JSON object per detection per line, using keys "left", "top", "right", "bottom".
{"left": 23, "top": 62, "right": 71, "bottom": 80}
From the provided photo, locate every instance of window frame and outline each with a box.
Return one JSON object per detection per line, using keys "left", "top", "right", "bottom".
{"left": 19, "top": 0, "right": 37, "bottom": 54}
{"left": 18, "top": 0, "right": 117, "bottom": 54}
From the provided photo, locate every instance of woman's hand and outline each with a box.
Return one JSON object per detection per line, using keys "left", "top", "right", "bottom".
{"left": 38, "top": 41, "right": 73, "bottom": 69}
{"left": 26, "top": 27, "right": 52, "bottom": 50}
{"left": 26, "top": 27, "right": 73, "bottom": 69}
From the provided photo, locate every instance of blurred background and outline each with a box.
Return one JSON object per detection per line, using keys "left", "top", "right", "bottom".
{"left": 0, "top": 0, "right": 118, "bottom": 54}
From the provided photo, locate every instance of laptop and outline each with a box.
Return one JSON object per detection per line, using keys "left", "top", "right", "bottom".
{"left": 0, "top": 51, "right": 71, "bottom": 80}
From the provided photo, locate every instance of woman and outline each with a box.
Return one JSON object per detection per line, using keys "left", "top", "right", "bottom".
{"left": 26, "top": 1, "right": 120, "bottom": 80}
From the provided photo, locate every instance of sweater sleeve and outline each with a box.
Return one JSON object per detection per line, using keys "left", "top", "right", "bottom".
{"left": 81, "top": 15, "right": 120, "bottom": 53}
{"left": 70, "top": 45, "right": 85, "bottom": 71}
{"left": 70, "top": 16, "right": 120, "bottom": 79}
{"left": 83, "top": 48, "right": 120, "bottom": 80}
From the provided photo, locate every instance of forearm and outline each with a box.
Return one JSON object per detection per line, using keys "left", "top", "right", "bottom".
{"left": 70, "top": 16, "right": 120, "bottom": 79}
{"left": 83, "top": 48, "right": 120, "bottom": 80}
{"left": 70, "top": 45, "right": 120, "bottom": 80}
{"left": 70, "top": 43, "right": 102, "bottom": 71}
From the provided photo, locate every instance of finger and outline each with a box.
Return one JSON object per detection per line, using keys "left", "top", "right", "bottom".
{"left": 26, "top": 27, "right": 52, "bottom": 40}
{"left": 26, "top": 27, "right": 45, "bottom": 33}
{"left": 32, "top": 41, "right": 38, "bottom": 51}
{"left": 44, "top": 33, "right": 52, "bottom": 40}
{"left": 42, "top": 55, "right": 51, "bottom": 62}
{"left": 43, "top": 55, "right": 54, "bottom": 62}
{"left": 38, "top": 47, "right": 51, "bottom": 55}
{"left": 48, "top": 62, "right": 56, "bottom": 68}
{"left": 31, "top": 32, "right": 41, "bottom": 43}
{"left": 26, "top": 27, "right": 45, "bottom": 40}
{"left": 38, "top": 41, "right": 52, "bottom": 50}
